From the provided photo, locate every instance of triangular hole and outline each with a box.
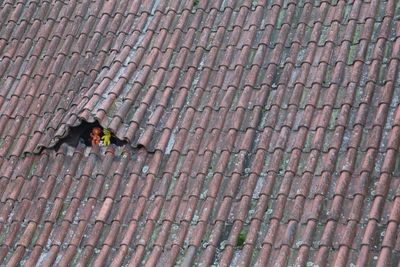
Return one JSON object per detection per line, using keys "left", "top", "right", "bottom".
{"left": 53, "top": 121, "right": 127, "bottom": 151}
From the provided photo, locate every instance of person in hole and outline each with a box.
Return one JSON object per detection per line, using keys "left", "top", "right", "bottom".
{"left": 90, "top": 127, "right": 102, "bottom": 146}
{"left": 91, "top": 127, "right": 113, "bottom": 147}
{"left": 101, "top": 128, "right": 112, "bottom": 146}
{"left": 54, "top": 121, "right": 126, "bottom": 150}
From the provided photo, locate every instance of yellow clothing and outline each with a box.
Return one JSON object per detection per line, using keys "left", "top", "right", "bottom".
{"left": 101, "top": 129, "right": 111, "bottom": 146}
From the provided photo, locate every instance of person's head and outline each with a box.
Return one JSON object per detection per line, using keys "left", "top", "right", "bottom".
{"left": 92, "top": 127, "right": 102, "bottom": 135}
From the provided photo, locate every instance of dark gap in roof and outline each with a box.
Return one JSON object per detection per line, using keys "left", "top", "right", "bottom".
{"left": 53, "top": 121, "right": 127, "bottom": 151}
{"left": 136, "top": 144, "right": 145, "bottom": 149}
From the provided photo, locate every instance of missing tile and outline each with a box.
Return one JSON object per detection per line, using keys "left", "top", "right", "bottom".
{"left": 53, "top": 121, "right": 127, "bottom": 151}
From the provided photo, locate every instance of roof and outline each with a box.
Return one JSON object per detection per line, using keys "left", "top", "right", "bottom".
{"left": 0, "top": 0, "right": 400, "bottom": 266}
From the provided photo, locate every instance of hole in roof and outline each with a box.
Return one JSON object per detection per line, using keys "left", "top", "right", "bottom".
{"left": 53, "top": 120, "right": 127, "bottom": 151}
{"left": 136, "top": 144, "right": 146, "bottom": 149}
